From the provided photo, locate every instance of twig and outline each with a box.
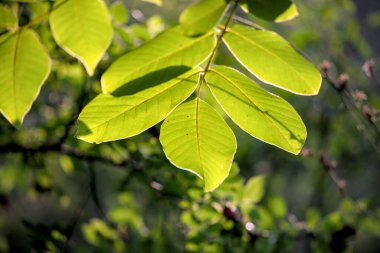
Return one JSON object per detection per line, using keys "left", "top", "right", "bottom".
{"left": 320, "top": 61, "right": 380, "bottom": 153}
{"left": 363, "top": 59, "right": 380, "bottom": 94}
{"left": 0, "top": 142, "right": 140, "bottom": 169}
{"left": 318, "top": 151, "right": 372, "bottom": 217}
{"left": 232, "top": 16, "right": 263, "bottom": 30}
{"left": 202, "top": 0, "right": 241, "bottom": 77}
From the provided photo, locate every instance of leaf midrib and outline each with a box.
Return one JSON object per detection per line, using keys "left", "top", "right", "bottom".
{"left": 103, "top": 31, "right": 213, "bottom": 92}
{"left": 85, "top": 71, "right": 200, "bottom": 132}
{"left": 209, "top": 68, "right": 295, "bottom": 151}
{"left": 195, "top": 98, "right": 204, "bottom": 177}
{"left": 12, "top": 31, "right": 21, "bottom": 119}
{"left": 225, "top": 27, "right": 314, "bottom": 92}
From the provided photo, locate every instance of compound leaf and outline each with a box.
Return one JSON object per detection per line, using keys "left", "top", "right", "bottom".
{"left": 160, "top": 98, "right": 237, "bottom": 192}
{"left": 206, "top": 66, "right": 306, "bottom": 154}
{"left": 223, "top": 24, "right": 321, "bottom": 95}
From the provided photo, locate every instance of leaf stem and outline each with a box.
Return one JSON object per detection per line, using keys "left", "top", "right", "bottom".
{"left": 202, "top": 0, "right": 240, "bottom": 78}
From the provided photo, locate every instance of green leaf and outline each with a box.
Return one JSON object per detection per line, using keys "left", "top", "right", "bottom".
{"left": 268, "top": 195, "right": 287, "bottom": 219}
{"left": 101, "top": 27, "right": 214, "bottom": 94}
{"left": 241, "top": 0, "right": 298, "bottom": 23}
{"left": 0, "top": 29, "right": 51, "bottom": 127}
{"left": 242, "top": 175, "right": 266, "bottom": 205}
{"left": 0, "top": 5, "right": 17, "bottom": 31}
{"left": 160, "top": 98, "right": 237, "bottom": 192}
{"left": 49, "top": 0, "right": 113, "bottom": 75}
{"left": 206, "top": 66, "right": 306, "bottom": 154}
{"left": 77, "top": 70, "right": 200, "bottom": 143}
{"left": 240, "top": 175, "right": 266, "bottom": 216}
{"left": 223, "top": 24, "right": 321, "bottom": 95}
{"left": 179, "top": 0, "right": 227, "bottom": 37}
{"left": 109, "top": 1, "right": 128, "bottom": 24}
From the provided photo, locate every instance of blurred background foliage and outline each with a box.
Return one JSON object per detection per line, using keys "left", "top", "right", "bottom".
{"left": 1, "top": 0, "right": 380, "bottom": 252}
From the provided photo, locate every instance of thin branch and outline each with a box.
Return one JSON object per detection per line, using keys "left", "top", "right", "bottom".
{"left": 0, "top": 142, "right": 140, "bottom": 169}
{"left": 202, "top": 0, "right": 241, "bottom": 77}
{"left": 63, "top": 186, "right": 92, "bottom": 252}
{"left": 318, "top": 152, "right": 372, "bottom": 217}
{"left": 321, "top": 62, "right": 380, "bottom": 153}
{"left": 232, "top": 16, "right": 263, "bottom": 30}
{"left": 363, "top": 59, "right": 380, "bottom": 94}
{"left": 88, "top": 162, "right": 107, "bottom": 219}
{"left": 21, "top": 0, "right": 70, "bottom": 29}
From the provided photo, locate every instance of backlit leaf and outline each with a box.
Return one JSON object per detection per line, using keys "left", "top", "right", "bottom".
{"left": 0, "top": 5, "right": 17, "bottom": 31}
{"left": 142, "top": 0, "right": 163, "bottom": 6}
{"left": 110, "top": 1, "right": 128, "bottom": 24}
{"left": 77, "top": 70, "right": 200, "bottom": 143}
{"left": 241, "top": 0, "right": 298, "bottom": 23}
{"left": 206, "top": 66, "right": 306, "bottom": 154}
{"left": 180, "top": 0, "right": 227, "bottom": 36}
{"left": 49, "top": 0, "right": 113, "bottom": 75}
{"left": 223, "top": 24, "right": 321, "bottom": 95}
{"left": 160, "top": 98, "right": 237, "bottom": 192}
{"left": 0, "top": 29, "right": 51, "bottom": 127}
{"left": 101, "top": 27, "right": 214, "bottom": 94}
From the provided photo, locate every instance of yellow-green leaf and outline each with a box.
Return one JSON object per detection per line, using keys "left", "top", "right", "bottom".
{"left": 0, "top": 29, "right": 51, "bottom": 127}
{"left": 0, "top": 5, "right": 17, "bottom": 31}
{"left": 206, "top": 66, "right": 306, "bottom": 154}
{"left": 160, "top": 98, "right": 237, "bottom": 192}
{"left": 109, "top": 1, "right": 128, "bottom": 24}
{"left": 223, "top": 24, "right": 321, "bottom": 95}
{"left": 101, "top": 27, "right": 214, "bottom": 94}
{"left": 180, "top": 0, "right": 227, "bottom": 36}
{"left": 49, "top": 0, "right": 113, "bottom": 75}
{"left": 142, "top": 0, "right": 163, "bottom": 6}
{"left": 77, "top": 70, "right": 200, "bottom": 143}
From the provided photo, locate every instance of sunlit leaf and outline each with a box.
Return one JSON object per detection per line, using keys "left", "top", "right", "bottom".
{"left": 110, "top": 1, "right": 128, "bottom": 24}
{"left": 142, "top": 0, "right": 163, "bottom": 6}
{"left": 0, "top": 29, "right": 51, "bottom": 127}
{"left": 241, "top": 0, "right": 298, "bottom": 23}
{"left": 49, "top": 0, "right": 113, "bottom": 75}
{"left": 101, "top": 27, "right": 214, "bottom": 94}
{"left": 179, "top": 0, "right": 227, "bottom": 36}
{"left": 77, "top": 70, "right": 200, "bottom": 143}
{"left": 160, "top": 98, "right": 237, "bottom": 192}
{"left": 0, "top": 5, "right": 17, "bottom": 31}
{"left": 223, "top": 24, "right": 321, "bottom": 95}
{"left": 206, "top": 66, "right": 306, "bottom": 154}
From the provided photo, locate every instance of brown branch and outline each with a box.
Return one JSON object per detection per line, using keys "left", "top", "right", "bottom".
{"left": 320, "top": 61, "right": 380, "bottom": 153}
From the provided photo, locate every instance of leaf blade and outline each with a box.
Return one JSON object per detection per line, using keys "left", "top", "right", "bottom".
{"left": 0, "top": 5, "right": 17, "bottom": 31}
{"left": 0, "top": 29, "right": 51, "bottom": 127}
{"left": 77, "top": 70, "right": 200, "bottom": 143}
{"left": 49, "top": 0, "right": 113, "bottom": 75}
{"left": 241, "top": 0, "right": 298, "bottom": 23}
{"left": 179, "top": 0, "right": 227, "bottom": 36}
{"left": 206, "top": 66, "right": 306, "bottom": 154}
{"left": 223, "top": 24, "right": 321, "bottom": 95}
{"left": 160, "top": 98, "right": 237, "bottom": 192}
{"left": 101, "top": 27, "right": 214, "bottom": 94}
